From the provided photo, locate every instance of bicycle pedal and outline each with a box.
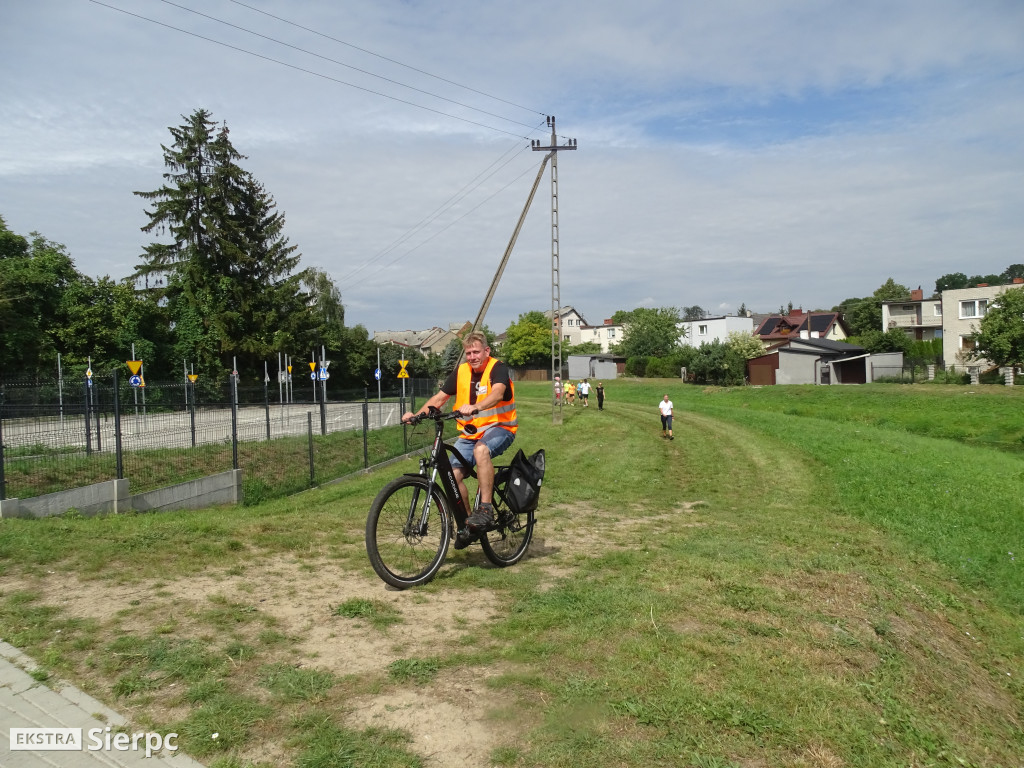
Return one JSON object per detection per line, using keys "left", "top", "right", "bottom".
{"left": 454, "top": 529, "right": 478, "bottom": 550}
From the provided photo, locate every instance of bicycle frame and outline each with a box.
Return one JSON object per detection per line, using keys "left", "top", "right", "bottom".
{"left": 408, "top": 416, "right": 474, "bottom": 534}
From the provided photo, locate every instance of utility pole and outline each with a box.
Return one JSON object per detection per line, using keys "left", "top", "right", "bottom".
{"left": 533, "top": 116, "right": 577, "bottom": 424}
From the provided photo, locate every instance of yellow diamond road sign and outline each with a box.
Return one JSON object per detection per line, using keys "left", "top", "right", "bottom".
{"left": 126, "top": 360, "right": 143, "bottom": 375}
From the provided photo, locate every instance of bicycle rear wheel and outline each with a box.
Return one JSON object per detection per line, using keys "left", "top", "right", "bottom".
{"left": 366, "top": 476, "right": 452, "bottom": 589}
{"left": 480, "top": 489, "right": 534, "bottom": 567}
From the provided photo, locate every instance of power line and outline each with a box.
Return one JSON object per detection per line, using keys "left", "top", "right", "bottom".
{"left": 342, "top": 156, "right": 546, "bottom": 293}
{"left": 227, "top": 0, "right": 545, "bottom": 116}
{"left": 154, "top": 0, "right": 542, "bottom": 132}
{"left": 88, "top": 0, "right": 535, "bottom": 139}
{"left": 337, "top": 136, "right": 539, "bottom": 286}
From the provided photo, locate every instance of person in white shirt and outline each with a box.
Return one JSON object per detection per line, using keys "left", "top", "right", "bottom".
{"left": 578, "top": 379, "right": 591, "bottom": 407}
{"left": 658, "top": 394, "right": 674, "bottom": 440}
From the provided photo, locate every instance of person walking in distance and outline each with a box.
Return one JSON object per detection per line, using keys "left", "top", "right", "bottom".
{"left": 659, "top": 394, "right": 674, "bottom": 440}
{"left": 578, "top": 378, "right": 591, "bottom": 407}
{"left": 553, "top": 375, "right": 562, "bottom": 406}
{"left": 402, "top": 332, "right": 517, "bottom": 533}
{"left": 595, "top": 381, "right": 605, "bottom": 410}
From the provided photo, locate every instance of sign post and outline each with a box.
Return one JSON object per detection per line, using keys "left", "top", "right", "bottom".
{"left": 187, "top": 370, "right": 199, "bottom": 447}
{"left": 398, "top": 359, "right": 409, "bottom": 418}
{"left": 127, "top": 355, "right": 143, "bottom": 421}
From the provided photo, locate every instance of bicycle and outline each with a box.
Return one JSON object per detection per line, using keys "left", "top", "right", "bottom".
{"left": 365, "top": 406, "right": 536, "bottom": 589}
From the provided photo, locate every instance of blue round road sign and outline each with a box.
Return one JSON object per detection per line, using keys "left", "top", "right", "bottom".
{"left": 374, "top": 368, "right": 381, "bottom": 381}
{"left": 129, "top": 374, "right": 142, "bottom": 387}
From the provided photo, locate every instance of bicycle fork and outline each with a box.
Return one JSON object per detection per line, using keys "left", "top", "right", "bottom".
{"left": 400, "top": 463, "right": 437, "bottom": 539}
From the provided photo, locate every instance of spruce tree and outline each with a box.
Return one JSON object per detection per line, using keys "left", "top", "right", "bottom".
{"left": 134, "top": 110, "right": 309, "bottom": 380}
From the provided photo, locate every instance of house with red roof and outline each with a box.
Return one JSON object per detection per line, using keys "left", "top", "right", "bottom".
{"left": 753, "top": 309, "right": 850, "bottom": 343}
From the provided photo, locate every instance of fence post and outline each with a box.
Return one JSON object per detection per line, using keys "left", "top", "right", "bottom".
{"left": 113, "top": 370, "right": 123, "bottom": 480}
{"left": 307, "top": 411, "right": 315, "bottom": 486}
{"left": 362, "top": 398, "right": 370, "bottom": 469}
{"left": 0, "top": 409, "right": 6, "bottom": 501}
{"left": 84, "top": 377, "right": 92, "bottom": 456}
{"left": 92, "top": 376, "right": 102, "bottom": 452}
{"left": 189, "top": 381, "right": 197, "bottom": 448}
{"left": 231, "top": 372, "right": 239, "bottom": 470}
{"left": 264, "top": 376, "right": 271, "bottom": 441}
{"left": 319, "top": 397, "right": 327, "bottom": 436}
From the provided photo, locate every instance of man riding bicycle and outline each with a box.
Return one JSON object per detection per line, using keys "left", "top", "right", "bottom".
{"left": 402, "top": 331, "right": 517, "bottom": 532}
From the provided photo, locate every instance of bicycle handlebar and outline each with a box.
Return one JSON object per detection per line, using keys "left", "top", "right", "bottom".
{"left": 404, "top": 406, "right": 478, "bottom": 433}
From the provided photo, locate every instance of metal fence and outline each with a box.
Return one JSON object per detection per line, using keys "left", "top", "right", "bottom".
{"left": 869, "top": 361, "right": 1009, "bottom": 385}
{"left": 0, "top": 372, "right": 438, "bottom": 504}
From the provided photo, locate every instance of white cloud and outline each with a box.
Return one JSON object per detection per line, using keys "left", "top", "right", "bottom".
{"left": 2, "top": 0, "right": 1023, "bottom": 337}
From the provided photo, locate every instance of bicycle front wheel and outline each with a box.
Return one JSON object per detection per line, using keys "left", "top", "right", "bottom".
{"left": 366, "top": 476, "right": 452, "bottom": 589}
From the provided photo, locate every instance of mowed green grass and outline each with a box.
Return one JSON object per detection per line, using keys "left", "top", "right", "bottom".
{"left": 1, "top": 380, "right": 1022, "bottom": 768}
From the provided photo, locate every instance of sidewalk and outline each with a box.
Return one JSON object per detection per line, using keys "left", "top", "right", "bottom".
{"left": 1, "top": 640, "right": 205, "bottom": 767}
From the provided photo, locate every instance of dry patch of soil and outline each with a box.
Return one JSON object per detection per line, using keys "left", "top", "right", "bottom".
{"left": 6, "top": 557, "right": 510, "bottom": 767}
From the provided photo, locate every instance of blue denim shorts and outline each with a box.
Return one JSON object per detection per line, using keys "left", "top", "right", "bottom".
{"left": 452, "top": 427, "right": 515, "bottom": 472}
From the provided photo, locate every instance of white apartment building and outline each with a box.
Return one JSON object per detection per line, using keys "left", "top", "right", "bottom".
{"left": 678, "top": 315, "right": 754, "bottom": 347}
{"left": 941, "top": 281, "right": 1024, "bottom": 369}
{"left": 578, "top": 319, "right": 624, "bottom": 353}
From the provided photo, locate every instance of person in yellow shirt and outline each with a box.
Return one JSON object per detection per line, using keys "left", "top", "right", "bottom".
{"left": 565, "top": 380, "right": 576, "bottom": 406}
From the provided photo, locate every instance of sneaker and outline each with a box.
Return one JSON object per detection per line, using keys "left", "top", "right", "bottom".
{"left": 466, "top": 503, "right": 495, "bottom": 531}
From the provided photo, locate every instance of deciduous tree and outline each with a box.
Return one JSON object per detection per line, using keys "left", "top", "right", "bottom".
{"left": 501, "top": 311, "right": 552, "bottom": 367}
{"left": 726, "top": 330, "right": 765, "bottom": 360}
{"left": 0, "top": 227, "right": 79, "bottom": 376}
{"left": 836, "top": 278, "right": 910, "bottom": 337}
{"left": 611, "top": 307, "right": 683, "bottom": 358}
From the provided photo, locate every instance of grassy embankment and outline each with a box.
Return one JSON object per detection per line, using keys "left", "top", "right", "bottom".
{"left": 1, "top": 380, "right": 1021, "bottom": 767}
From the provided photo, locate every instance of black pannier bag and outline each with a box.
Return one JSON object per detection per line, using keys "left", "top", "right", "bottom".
{"left": 504, "top": 448, "right": 545, "bottom": 514}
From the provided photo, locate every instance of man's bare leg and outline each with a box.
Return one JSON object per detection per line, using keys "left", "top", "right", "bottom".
{"left": 473, "top": 442, "right": 495, "bottom": 505}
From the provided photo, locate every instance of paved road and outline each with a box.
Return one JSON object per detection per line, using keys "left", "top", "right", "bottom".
{"left": 1, "top": 641, "right": 205, "bottom": 767}
{"left": 2, "top": 401, "right": 405, "bottom": 453}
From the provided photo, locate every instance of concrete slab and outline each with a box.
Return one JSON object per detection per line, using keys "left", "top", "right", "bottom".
{"left": 1, "top": 641, "right": 205, "bottom": 767}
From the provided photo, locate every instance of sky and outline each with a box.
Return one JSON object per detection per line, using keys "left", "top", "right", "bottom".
{"left": 3, "top": 0, "right": 1024, "bottom": 336}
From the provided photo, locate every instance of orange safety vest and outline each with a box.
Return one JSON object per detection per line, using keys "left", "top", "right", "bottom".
{"left": 455, "top": 357, "right": 517, "bottom": 439}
